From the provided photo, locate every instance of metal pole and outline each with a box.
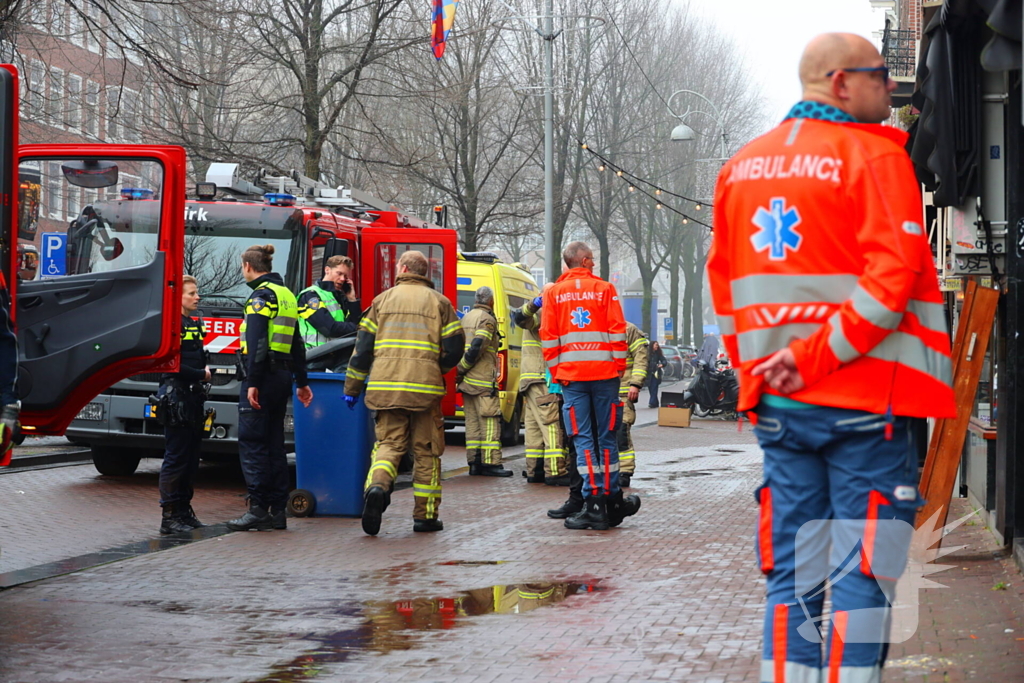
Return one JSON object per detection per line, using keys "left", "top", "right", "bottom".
{"left": 543, "top": 0, "right": 556, "bottom": 284}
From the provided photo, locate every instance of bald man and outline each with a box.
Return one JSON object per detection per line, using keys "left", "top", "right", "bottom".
{"left": 708, "top": 34, "right": 955, "bottom": 682}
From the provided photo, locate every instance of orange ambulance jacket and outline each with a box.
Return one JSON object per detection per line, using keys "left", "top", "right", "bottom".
{"left": 541, "top": 268, "right": 627, "bottom": 382}
{"left": 707, "top": 112, "right": 956, "bottom": 418}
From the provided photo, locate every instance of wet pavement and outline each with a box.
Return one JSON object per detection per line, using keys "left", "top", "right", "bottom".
{"left": 0, "top": 415, "right": 1022, "bottom": 681}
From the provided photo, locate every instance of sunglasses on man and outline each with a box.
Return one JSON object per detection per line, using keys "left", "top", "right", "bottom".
{"left": 825, "top": 66, "right": 890, "bottom": 81}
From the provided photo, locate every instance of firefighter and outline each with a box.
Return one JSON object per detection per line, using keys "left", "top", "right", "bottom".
{"left": 617, "top": 321, "right": 649, "bottom": 488}
{"left": 157, "top": 275, "right": 211, "bottom": 534}
{"left": 0, "top": 269, "right": 19, "bottom": 468}
{"left": 344, "top": 250, "right": 464, "bottom": 535}
{"left": 296, "top": 255, "right": 362, "bottom": 368}
{"left": 707, "top": 34, "right": 956, "bottom": 681}
{"left": 456, "top": 286, "right": 513, "bottom": 477}
{"left": 228, "top": 244, "right": 314, "bottom": 532}
{"left": 541, "top": 241, "right": 640, "bottom": 530}
{"left": 511, "top": 296, "right": 568, "bottom": 485}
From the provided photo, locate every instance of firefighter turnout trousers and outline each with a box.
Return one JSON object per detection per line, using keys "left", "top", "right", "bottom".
{"left": 523, "top": 384, "right": 565, "bottom": 477}
{"left": 463, "top": 393, "right": 503, "bottom": 466}
{"left": 561, "top": 377, "right": 622, "bottom": 498}
{"left": 753, "top": 402, "right": 922, "bottom": 683}
{"left": 616, "top": 397, "right": 637, "bottom": 475}
{"left": 365, "top": 405, "right": 444, "bottom": 521}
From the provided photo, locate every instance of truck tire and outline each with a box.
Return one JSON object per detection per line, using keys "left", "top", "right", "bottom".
{"left": 500, "top": 396, "right": 524, "bottom": 447}
{"left": 92, "top": 446, "right": 142, "bottom": 476}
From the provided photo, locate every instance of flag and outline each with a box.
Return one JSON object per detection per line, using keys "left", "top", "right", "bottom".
{"left": 431, "top": 0, "right": 459, "bottom": 60}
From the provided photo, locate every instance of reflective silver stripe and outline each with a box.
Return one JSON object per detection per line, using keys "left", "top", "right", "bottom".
{"left": 760, "top": 660, "right": 825, "bottom": 683}
{"left": 583, "top": 462, "right": 620, "bottom": 474}
{"left": 851, "top": 285, "right": 901, "bottom": 330}
{"left": 609, "top": 333, "right": 626, "bottom": 342}
{"left": 717, "top": 314, "right": 735, "bottom": 335}
{"left": 868, "top": 332, "right": 952, "bottom": 385}
{"left": 561, "top": 331, "right": 611, "bottom": 344}
{"left": 542, "top": 339, "right": 560, "bottom": 348}
{"left": 833, "top": 666, "right": 883, "bottom": 683}
{"left": 827, "top": 311, "right": 860, "bottom": 363}
{"left": 907, "top": 299, "right": 947, "bottom": 334}
{"left": 732, "top": 273, "right": 858, "bottom": 309}
{"left": 612, "top": 350, "right": 627, "bottom": 359}
{"left": 552, "top": 349, "right": 614, "bottom": 364}
{"left": 737, "top": 322, "right": 821, "bottom": 360}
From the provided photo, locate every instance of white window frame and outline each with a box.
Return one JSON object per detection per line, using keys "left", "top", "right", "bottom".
{"left": 48, "top": 66, "right": 64, "bottom": 128}
{"left": 66, "top": 74, "right": 82, "bottom": 132}
{"left": 49, "top": 0, "right": 67, "bottom": 35}
{"left": 105, "top": 87, "right": 120, "bottom": 142}
{"left": 85, "top": 80, "right": 99, "bottom": 138}
{"left": 85, "top": 2, "right": 101, "bottom": 53}
{"left": 27, "top": 60, "right": 45, "bottom": 120}
{"left": 46, "top": 162, "right": 63, "bottom": 221}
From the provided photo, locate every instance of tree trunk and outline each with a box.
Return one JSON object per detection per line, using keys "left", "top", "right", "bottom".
{"left": 669, "top": 249, "right": 680, "bottom": 344}
{"left": 640, "top": 278, "right": 654, "bottom": 337}
{"left": 682, "top": 291, "right": 693, "bottom": 347}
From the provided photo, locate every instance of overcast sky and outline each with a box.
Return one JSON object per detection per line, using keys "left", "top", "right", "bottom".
{"left": 680, "top": 0, "right": 886, "bottom": 125}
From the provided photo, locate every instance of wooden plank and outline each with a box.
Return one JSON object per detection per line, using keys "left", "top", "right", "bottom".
{"left": 916, "top": 280, "right": 1000, "bottom": 530}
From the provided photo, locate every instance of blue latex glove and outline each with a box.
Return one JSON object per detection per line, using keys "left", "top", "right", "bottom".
{"left": 533, "top": 296, "right": 543, "bottom": 309}
{"left": 344, "top": 394, "right": 359, "bottom": 410}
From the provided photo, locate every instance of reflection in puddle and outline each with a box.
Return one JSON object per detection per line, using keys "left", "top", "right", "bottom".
{"left": 254, "top": 581, "right": 601, "bottom": 682}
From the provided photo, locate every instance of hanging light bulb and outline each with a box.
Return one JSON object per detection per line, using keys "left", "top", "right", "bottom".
{"left": 616, "top": 170, "right": 623, "bottom": 177}
{"left": 628, "top": 185, "right": 635, "bottom": 192}
{"left": 695, "top": 203, "right": 702, "bottom": 211}
{"left": 656, "top": 203, "right": 663, "bottom": 209}
{"left": 682, "top": 217, "right": 689, "bottom": 224}
{"left": 581, "top": 143, "right": 588, "bottom": 149}
{"left": 655, "top": 189, "right": 662, "bottom": 196}
{"left": 598, "top": 164, "right": 606, "bottom": 172}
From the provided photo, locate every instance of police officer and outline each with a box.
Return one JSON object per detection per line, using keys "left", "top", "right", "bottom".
{"left": 296, "top": 255, "right": 362, "bottom": 367}
{"left": 0, "top": 269, "right": 19, "bottom": 467}
{"left": 617, "top": 321, "right": 649, "bottom": 488}
{"left": 158, "top": 275, "right": 211, "bottom": 534}
{"left": 228, "top": 244, "right": 313, "bottom": 532}
{"left": 512, "top": 297, "right": 568, "bottom": 485}
{"left": 457, "top": 286, "right": 512, "bottom": 477}
{"left": 344, "top": 250, "right": 464, "bottom": 535}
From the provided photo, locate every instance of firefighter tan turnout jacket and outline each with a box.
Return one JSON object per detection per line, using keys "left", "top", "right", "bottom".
{"left": 344, "top": 272, "right": 464, "bottom": 411}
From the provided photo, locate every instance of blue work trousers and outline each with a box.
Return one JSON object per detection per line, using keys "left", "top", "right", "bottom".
{"left": 238, "top": 368, "right": 292, "bottom": 510}
{"left": 561, "top": 377, "right": 623, "bottom": 498}
{"left": 753, "top": 403, "right": 921, "bottom": 683}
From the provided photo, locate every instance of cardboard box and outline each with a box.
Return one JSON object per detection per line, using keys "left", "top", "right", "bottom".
{"left": 658, "top": 391, "right": 692, "bottom": 427}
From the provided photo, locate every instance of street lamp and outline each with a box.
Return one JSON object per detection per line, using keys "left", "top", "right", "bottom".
{"left": 667, "top": 89, "right": 729, "bottom": 161}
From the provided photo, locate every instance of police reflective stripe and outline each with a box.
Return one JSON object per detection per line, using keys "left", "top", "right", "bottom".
{"left": 759, "top": 660, "right": 822, "bottom": 683}
{"left": 240, "top": 282, "right": 298, "bottom": 355}
{"left": 442, "top": 320, "right": 462, "bottom": 335}
{"left": 737, "top": 322, "right": 821, "bottom": 360}
{"left": 827, "top": 312, "right": 860, "bottom": 363}
{"left": 718, "top": 314, "right": 736, "bottom": 335}
{"left": 851, "top": 284, "right": 901, "bottom": 330}
{"left": 867, "top": 332, "right": 953, "bottom": 384}
{"left": 374, "top": 339, "right": 440, "bottom": 353}
{"left": 298, "top": 284, "right": 346, "bottom": 348}
{"left": 360, "top": 318, "right": 379, "bottom": 334}
{"left": 907, "top": 299, "right": 947, "bottom": 333}
{"left": 731, "top": 273, "right": 858, "bottom": 309}
{"left": 368, "top": 380, "right": 446, "bottom": 395}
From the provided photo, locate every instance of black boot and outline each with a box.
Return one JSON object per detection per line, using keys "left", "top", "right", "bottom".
{"left": 468, "top": 451, "right": 482, "bottom": 476}
{"left": 159, "top": 506, "right": 193, "bottom": 535}
{"left": 564, "top": 496, "right": 609, "bottom": 530}
{"left": 608, "top": 491, "right": 642, "bottom": 527}
{"left": 620, "top": 474, "right": 632, "bottom": 488}
{"left": 178, "top": 504, "right": 206, "bottom": 529}
{"left": 226, "top": 504, "right": 272, "bottom": 531}
{"left": 362, "top": 486, "right": 389, "bottom": 536}
{"left": 544, "top": 475, "right": 571, "bottom": 487}
{"left": 547, "top": 497, "right": 584, "bottom": 519}
{"left": 525, "top": 470, "right": 546, "bottom": 483}
{"left": 413, "top": 518, "right": 444, "bottom": 532}
{"left": 270, "top": 508, "right": 287, "bottom": 530}
{"left": 478, "top": 463, "right": 514, "bottom": 477}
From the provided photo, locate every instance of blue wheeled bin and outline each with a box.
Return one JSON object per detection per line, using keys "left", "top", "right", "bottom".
{"left": 289, "top": 371, "right": 374, "bottom": 517}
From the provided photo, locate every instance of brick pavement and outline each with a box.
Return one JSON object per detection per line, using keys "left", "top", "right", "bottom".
{"left": 0, "top": 418, "right": 1020, "bottom": 682}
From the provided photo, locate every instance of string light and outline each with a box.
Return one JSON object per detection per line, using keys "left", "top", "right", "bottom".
{"left": 682, "top": 218, "right": 689, "bottom": 224}
{"left": 695, "top": 203, "right": 702, "bottom": 211}
{"left": 575, "top": 138, "right": 713, "bottom": 208}
{"left": 616, "top": 170, "right": 623, "bottom": 177}
{"left": 655, "top": 189, "right": 662, "bottom": 196}
{"left": 581, "top": 143, "right": 588, "bottom": 150}
{"left": 628, "top": 185, "right": 635, "bottom": 192}
{"left": 656, "top": 203, "right": 662, "bottom": 209}
{"left": 598, "top": 164, "right": 606, "bottom": 171}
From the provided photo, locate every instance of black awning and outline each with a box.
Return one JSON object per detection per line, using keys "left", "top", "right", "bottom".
{"left": 981, "top": 0, "right": 1021, "bottom": 72}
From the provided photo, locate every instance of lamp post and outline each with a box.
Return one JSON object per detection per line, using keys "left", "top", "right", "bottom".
{"left": 667, "top": 89, "right": 729, "bottom": 161}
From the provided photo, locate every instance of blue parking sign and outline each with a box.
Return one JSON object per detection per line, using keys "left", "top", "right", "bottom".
{"left": 664, "top": 317, "right": 673, "bottom": 332}
{"left": 40, "top": 233, "right": 67, "bottom": 280}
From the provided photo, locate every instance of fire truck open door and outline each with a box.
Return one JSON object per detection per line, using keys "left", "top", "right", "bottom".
{"left": 360, "top": 226, "right": 460, "bottom": 417}
{"left": 0, "top": 67, "right": 187, "bottom": 435}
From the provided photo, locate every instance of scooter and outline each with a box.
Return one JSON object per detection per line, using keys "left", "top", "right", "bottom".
{"left": 682, "top": 360, "right": 739, "bottom": 418}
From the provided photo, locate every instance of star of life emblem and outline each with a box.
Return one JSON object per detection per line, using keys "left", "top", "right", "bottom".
{"left": 570, "top": 307, "right": 591, "bottom": 329}
{"left": 751, "top": 197, "right": 803, "bottom": 260}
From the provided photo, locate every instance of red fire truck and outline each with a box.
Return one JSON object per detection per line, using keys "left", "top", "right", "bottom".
{"left": 55, "top": 163, "right": 459, "bottom": 475}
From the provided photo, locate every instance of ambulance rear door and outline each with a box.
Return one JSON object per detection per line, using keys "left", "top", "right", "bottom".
{"left": 3, "top": 67, "right": 187, "bottom": 434}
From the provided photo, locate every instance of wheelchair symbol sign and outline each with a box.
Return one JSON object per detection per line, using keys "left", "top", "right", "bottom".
{"left": 40, "top": 233, "right": 67, "bottom": 280}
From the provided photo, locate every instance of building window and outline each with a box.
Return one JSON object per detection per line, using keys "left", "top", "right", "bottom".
{"left": 47, "top": 67, "right": 64, "bottom": 128}
{"left": 49, "top": 0, "right": 67, "bottom": 35}
{"left": 84, "top": 81, "right": 99, "bottom": 138}
{"left": 67, "top": 74, "right": 82, "bottom": 131}
{"left": 85, "top": 2, "right": 101, "bottom": 53}
{"left": 67, "top": 186, "right": 81, "bottom": 219}
{"left": 105, "top": 87, "right": 120, "bottom": 141}
{"left": 27, "top": 60, "right": 44, "bottom": 120}
{"left": 46, "top": 162, "right": 62, "bottom": 220}
{"left": 121, "top": 88, "right": 140, "bottom": 142}
{"left": 531, "top": 268, "right": 546, "bottom": 288}
{"left": 69, "top": 5, "right": 85, "bottom": 47}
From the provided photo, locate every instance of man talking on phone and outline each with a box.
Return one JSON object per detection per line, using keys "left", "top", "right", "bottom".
{"left": 297, "top": 255, "right": 363, "bottom": 368}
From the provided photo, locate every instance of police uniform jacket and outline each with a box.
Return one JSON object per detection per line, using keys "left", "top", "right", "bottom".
{"left": 344, "top": 272, "right": 464, "bottom": 411}
{"left": 162, "top": 314, "right": 207, "bottom": 386}
{"left": 296, "top": 278, "right": 362, "bottom": 342}
{"left": 241, "top": 273, "right": 308, "bottom": 390}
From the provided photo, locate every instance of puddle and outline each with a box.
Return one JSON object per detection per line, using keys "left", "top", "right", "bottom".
{"left": 713, "top": 447, "right": 744, "bottom": 454}
{"left": 252, "top": 581, "right": 602, "bottom": 682}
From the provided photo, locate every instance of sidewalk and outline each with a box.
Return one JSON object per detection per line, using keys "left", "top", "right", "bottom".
{"left": 0, "top": 418, "right": 1021, "bottom": 682}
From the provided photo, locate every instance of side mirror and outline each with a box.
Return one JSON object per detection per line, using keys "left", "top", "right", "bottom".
{"left": 61, "top": 160, "right": 119, "bottom": 188}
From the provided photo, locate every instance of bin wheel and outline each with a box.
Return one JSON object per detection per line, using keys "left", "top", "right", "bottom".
{"left": 287, "top": 489, "right": 316, "bottom": 517}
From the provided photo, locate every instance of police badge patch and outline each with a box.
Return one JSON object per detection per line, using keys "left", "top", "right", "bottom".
{"left": 251, "top": 298, "right": 267, "bottom": 312}
{"left": 307, "top": 297, "right": 321, "bottom": 309}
